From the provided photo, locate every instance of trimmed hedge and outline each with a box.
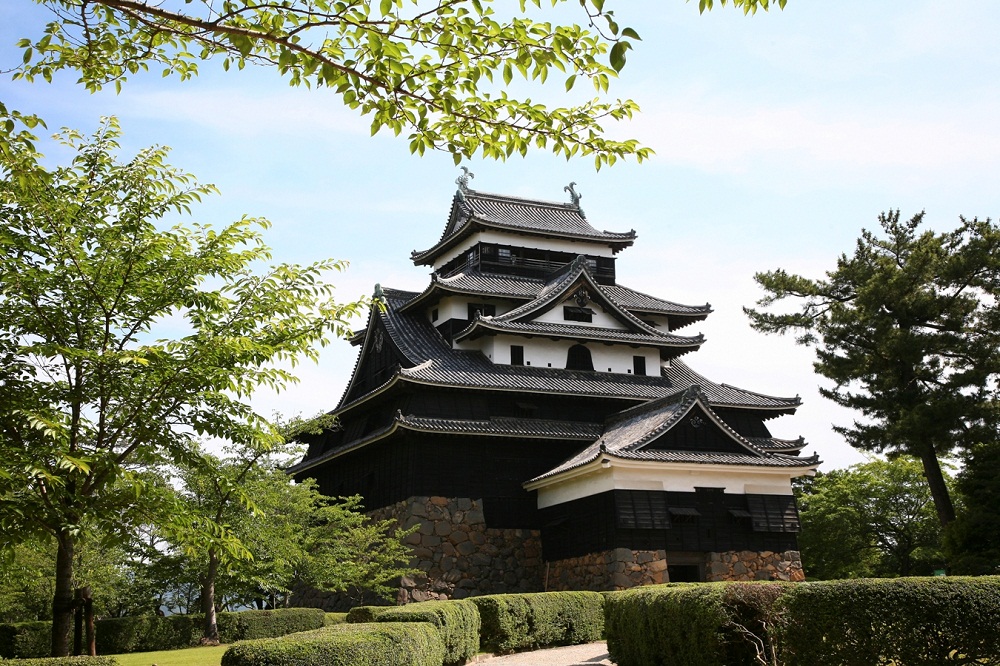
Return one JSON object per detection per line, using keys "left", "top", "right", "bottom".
{"left": 780, "top": 576, "right": 1000, "bottom": 666}
{"left": 605, "top": 584, "right": 733, "bottom": 666}
{"left": 371, "top": 600, "right": 481, "bottom": 666}
{"left": 220, "top": 622, "right": 445, "bottom": 666}
{"left": 2, "top": 608, "right": 326, "bottom": 659}
{"left": 324, "top": 612, "right": 349, "bottom": 626}
{"left": 2, "top": 658, "right": 119, "bottom": 665}
{"left": 0, "top": 621, "right": 52, "bottom": 659}
{"left": 606, "top": 577, "right": 1000, "bottom": 666}
{"left": 471, "top": 591, "right": 604, "bottom": 654}
{"left": 344, "top": 606, "right": 390, "bottom": 624}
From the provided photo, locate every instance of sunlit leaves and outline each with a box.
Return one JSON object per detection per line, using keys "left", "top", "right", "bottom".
{"left": 17, "top": 0, "right": 654, "bottom": 168}
{"left": 695, "top": 0, "right": 787, "bottom": 14}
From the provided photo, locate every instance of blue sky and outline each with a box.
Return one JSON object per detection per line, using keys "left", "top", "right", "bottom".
{"left": 3, "top": 1, "right": 999, "bottom": 470}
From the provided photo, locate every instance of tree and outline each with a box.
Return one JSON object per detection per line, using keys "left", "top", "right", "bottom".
{"left": 0, "top": 118, "right": 361, "bottom": 656}
{"left": 746, "top": 211, "right": 1000, "bottom": 526}
{"left": 11, "top": 0, "right": 781, "bottom": 167}
{"left": 947, "top": 440, "right": 1000, "bottom": 574}
{"left": 795, "top": 458, "right": 946, "bottom": 579}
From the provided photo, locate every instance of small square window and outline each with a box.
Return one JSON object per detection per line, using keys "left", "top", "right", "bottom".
{"left": 633, "top": 355, "right": 646, "bottom": 376}
{"left": 431, "top": 308, "right": 439, "bottom": 321}
{"left": 510, "top": 345, "right": 524, "bottom": 366}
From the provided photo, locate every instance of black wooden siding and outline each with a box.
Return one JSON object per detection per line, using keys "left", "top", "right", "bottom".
{"left": 297, "top": 431, "right": 582, "bottom": 529}
{"left": 539, "top": 489, "right": 800, "bottom": 561}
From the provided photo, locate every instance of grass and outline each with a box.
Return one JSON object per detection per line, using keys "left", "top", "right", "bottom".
{"left": 110, "top": 644, "right": 228, "bottom": 666}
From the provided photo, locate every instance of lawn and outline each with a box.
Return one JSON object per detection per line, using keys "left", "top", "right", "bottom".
{"left": 111, "top": 644, "right": 228, "bottom": 666}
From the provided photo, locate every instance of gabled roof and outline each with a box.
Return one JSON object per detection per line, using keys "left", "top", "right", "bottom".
{"left": 398, "top": 270, "right": 711, "bottom": 329}
{"left": 286, "top": 412, "right": 601, "bottom": 475}
{"left": 411, "top": 188, "right": 636, "bottom": 265}
{"left": 526, "top": 387, "right": 819, "bottom": 486}
{"left": 333, "top": 288, "right": 800, "bottom": 414}
{"left": 451, "top": 257, "right": 704, "bottom": 354}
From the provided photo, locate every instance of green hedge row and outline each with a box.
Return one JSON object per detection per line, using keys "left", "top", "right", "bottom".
{"left": 220, "top": 622, "right": 445, "bottom": 666}
{"left": 324, "top": 612, "right": 349, "bottom": 626}
{"left": 470, "top": 591, "right": 604, "bottom": 654}
{"left": 0, "top": 658, "right": 120, "bottom": 665}
{"left": 605, "top": 577, "right": 1000, "bottom": 666}
{"left": 0, "top": 608, "right": 326, "bottom": 659}
{"left": 364, "top": 600, "right": 480, "bottom": 666}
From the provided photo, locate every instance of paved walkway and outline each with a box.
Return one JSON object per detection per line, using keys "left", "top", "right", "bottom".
{"left": 474, "top": 641, "right": 615, "bottom": 665}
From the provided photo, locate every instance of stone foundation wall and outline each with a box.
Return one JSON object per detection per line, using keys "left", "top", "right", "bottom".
{"left": 382, "top": 496, "right": 544, "bottom": 604}
{"left": 706, "top": 550, "right": 805, "bottom": 582}
{"left": 546, "top": 548, "right": 667, "bottom": 591}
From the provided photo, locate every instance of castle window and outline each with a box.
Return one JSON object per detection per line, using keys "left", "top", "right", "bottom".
{"left": 468, "top": 303, "right": 496, "bottom": 319}
{"left": 498, "top": 247, "right": 512, "bottom": 263}
{"left": 563, "top": 306, "right": 594, "bottom": 323}
{"left": 566, "top": 344, "right": 594, "bottom": 371}
{"left": 633, "top": 355, "right": 646, "bottom": 376}
{"left": 510, "top": 345, "right": 524, "bottom": 366}
{"left": 431, "top": 308, "right": 438, "bottom": 321}
{"left": 746, "top": 495, "right": 800, "bottom": 533}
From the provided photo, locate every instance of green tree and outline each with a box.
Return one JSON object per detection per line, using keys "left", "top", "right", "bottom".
{"left": 10, "top": 0, "right": 780, "bottom": 167}
{"left": 0, "top": 118, "right": 361, "bottom": 656}
{"left": 796, "top": 458, "right": 946, "bottom": 579}
{"left": 947, "top": 440, "right": 1000, "bottom": 574}
{"left": 746, "top": 211, "right": 1000, "bottom": 526}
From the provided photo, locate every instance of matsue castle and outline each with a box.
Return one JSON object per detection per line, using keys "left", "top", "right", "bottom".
{"left": 289, "top": 172, "right": 820, "bottom": 604}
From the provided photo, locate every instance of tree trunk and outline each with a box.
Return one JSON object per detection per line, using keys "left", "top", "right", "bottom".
{"left": 200, "top": 549, "right": 220, "bottom": 645}
{"left": 51, "top": 531, "right": 76, "bottom": 657}
{"left": 83, "top": 586, "right": 96, "bottom": 656}
{"left": 918, "top": 443, "right": 956, "bottom": 527}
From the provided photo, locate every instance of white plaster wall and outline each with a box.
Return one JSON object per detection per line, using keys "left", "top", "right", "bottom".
{"left": 482, "top": 335, "right": 657, "bottom": 375}
{"left": 432, "top": 229, "right": 615, "bottom": 270}
{"left": 431, "top": 295, "right": 516, "bottom": 322}
{"left": 535, "top": 299, "right": 622, "bottom": 328}
{"left": 535, "top": 461, "right": 805, "bottom": 509}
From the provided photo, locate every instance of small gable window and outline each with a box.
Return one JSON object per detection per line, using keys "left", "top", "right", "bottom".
{"left": 566, "top": 344, "right": 594, "bottom": 371}
{"left": 633, "top": 355, "right": 646, "bottom": 376}
{"left": 431, "top": 308, "right": 439, "bottom": 321}
{"left": 563, "top": 306, "right": 594, "bottom": 323}
{"left": 468, "top": 303, "right": 496, "bottom": 319}
{"left": 510, "top": 345, "right": 524, "bottom": 366}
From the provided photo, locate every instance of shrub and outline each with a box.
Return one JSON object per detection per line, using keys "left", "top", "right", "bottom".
{"left": 220, "top": 622, "right": 445, "bottom": 666}
{"left": 0, "top": 621, "right": 56, "bottom": 659}
{"left": 324, "top": 613, "right": 349, "bottom": 626}
{"left": 217, "top": 608, "right": 326, "bottom": 641}
{"left": 2, "top": 658, "right": 119, "bottom": 665}
{"left": 345, "top": 606, "right": 391, "bottom": 624}
{"left": 374, "top": 600, "right": 480, "bottom": 666}
{"left": 779, "top": 576, "right": 1000, "bottom": 666}
{"left": 605, "top": 584, "right": 731, "bottom": 666}
{"left": 95, "top": 614, "right": 202, "bottom": 654}
{"left": 471, "top": 591, "right": 604, "bottom": 654}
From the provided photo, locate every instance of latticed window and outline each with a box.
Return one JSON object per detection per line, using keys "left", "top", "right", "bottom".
{"left": 566, "top": 344, "right": 594, "bottom": 371}
{"left": 746, "top": 495, "right": 800, "bottom": 533}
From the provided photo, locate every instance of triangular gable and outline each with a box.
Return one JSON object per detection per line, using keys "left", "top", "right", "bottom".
{"left": 495, "top": 256, "right": 667, "bottom": 337}
{"left": 637, "top": 401, "right": 760, "bottom": 457}
{"left": 338, "top": 302, "right": 409, "bottom": 408}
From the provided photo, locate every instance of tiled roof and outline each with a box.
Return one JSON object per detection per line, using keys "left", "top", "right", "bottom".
{"left": 333, "top": 287, "right": 800, "bottom": 414}
{"left": 285, "top": 412, "right": 601, "bottom": 474}
{"left": 412, "top": 189, "right": 636, "bottom": 264}
{"left": 749, "top": 436, "right": 806, "bottom": 453}
{"left": 527, "top": 388, "right": 819, "bottom": 484}
{"left": 605, "top": 285, "right": 712, "bottom": 318}
{"left": 455, "top": 318, "right": 704, "bottom": 351}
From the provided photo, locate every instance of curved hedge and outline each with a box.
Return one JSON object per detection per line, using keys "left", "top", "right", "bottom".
{"left": 371, "top": 600, "right": 480, "bottom": 666}
{"left": 471, "top": 591, "right": 604, "bottom": 654}
{"left": 220, "top": 622, "right": 445, "bottom": 666}
{"left": 780, "top": 577, "right": 1000, "bottom": 666}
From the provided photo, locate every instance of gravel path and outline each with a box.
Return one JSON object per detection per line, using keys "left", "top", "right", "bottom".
{"left": 473, "top": 642, "right": 615, "bottom": 665}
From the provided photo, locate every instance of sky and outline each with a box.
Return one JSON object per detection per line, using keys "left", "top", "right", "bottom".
{"left": 3, "top": 1, "right": 1000, "bottom": 470}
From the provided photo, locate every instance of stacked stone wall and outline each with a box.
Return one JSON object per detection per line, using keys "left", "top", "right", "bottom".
{"left": 546, "top": 548, "right": 668, "bottom": 591}
{"left": 706, "top": 550, "right": 805, "bottom": 582}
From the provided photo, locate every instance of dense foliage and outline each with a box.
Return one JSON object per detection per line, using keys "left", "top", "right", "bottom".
{"left": 220, "top": 622, "right": 446, "bottom": 666}
{"left": 746, "top": 211, "right": 1000, "bottom": 526}
{"left": 470, "top": 591, "right": 604, "bottom": 654}
{"left": 361, "top": 600, "right": 481, "bottom": 666}
{"left": 948, "top": 440, "right": 1000, "bottom": 575}
{"left": 605, "top": 578, "right": 1000, "bottom": 666}
{"left": 795, "top": 458, "right": 946, "bottom": 579}
{"left": 0, "top": 119, "right": 360, "bottom": 656}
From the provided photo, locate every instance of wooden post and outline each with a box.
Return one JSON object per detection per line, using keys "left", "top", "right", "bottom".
{"left": 82, "top": 586, "right": 95, "bottom": 657}
{"left": 73, "top": 588, "right": 83, "bottom": 656}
